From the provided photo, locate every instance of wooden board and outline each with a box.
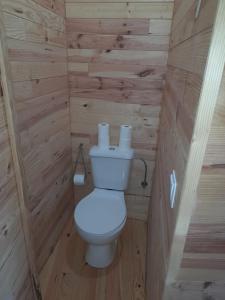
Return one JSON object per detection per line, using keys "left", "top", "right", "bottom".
{"left": 146, "top": 0, "right": 225, "bottom": 299}
{"left": 66, "top": 3, "right": 174, "bottom": 19}
{"left": 66, "top": 0, "right": 174, "bottom": 220}
{"left": 0, "top": 49, "right": 35, "bottom": 300}
{"left": 40, "top": 218, "right": 147, "bottom": 300}
{"left": 179, "top": 66, "right": 225, "bottom": 282}
{"left": 0, "top": 0, "right": 73, "bottom": 275}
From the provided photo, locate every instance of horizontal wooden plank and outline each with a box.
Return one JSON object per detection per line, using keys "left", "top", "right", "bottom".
{"left": 198, "top": 167, "right": 225, "bottom": 202}
{"left": 125, "top": 195, "right": 150, "bottom": 221}
{"left": 66, "top": 0, "right": 172, "bottom": 2}
{"left": 7, "top": 38, "right": 67, "bottom": 62}
{"left": 10, "top": 61, "right": 67, "bottom": 81}
{"left": 3, "top": 12, "right": 66, "bottom": 48}
{"left": 185, "top": 223, "right": 225, "bottom": 254}
{"left": 71, "top": 132, "right": 158, "bottom": 156}
{"left": 69, "top": 74, "right": 163, "bottom": 90}
{"left": 71, "top": 114, "right": 159, "bottom": 134}
{"left": 70, "top": 88, "right": 162, "bottom": 105}
{"left": 23, "top": 132, "right": 71, "bottom": 184}
{"left": 70, "top": 98, "right": 160, "bottom": 130}
{"left": 149, "top": 19, "right": 172, "bottom": 35}
{"left": 33, "top": 0, "right": 65, "bottom": 17}
{"left": 168, "top": 28, "right": 212, "bottom": 75}
{"left": 12, "top": 76, "right": 68, "bottom": 100}
{"left": 67, "top": 33, "right": 169, "bottom": 51}
{"left": 1, "top": 0, "right": 65, "bottom": 32}
{"left": 68, "top": 62, "right": 88, "bottom": 74}
{"left": 88, "top": 63, "right": 167, "bottom": 79}
{"left": 66, "top": 3, "right": 174, "bottom": 19}
{"left": 0, "top": 230, "right": 32, "bottom": 300}
{"left": 204, "top": 127, "right": 225, "bottom": 165}
{"left": 171, "top": 0, "right": 195, "bottom": 30}
{"left": 0, "top": 192, "right": 20, "bottom": 267}
{"left": 15, "top": 89, "right": 69, "bottom": 130}
{"left": 170, "top": 0, "right": 217, "bottom": 48}
{"left": 68, "top": 49, "right": 168, "bottom": 66}
{"left": 26, "top": 154, "right": 71, "bottom": 211}
{"left": 33, "top": 187, "right": 72, "bottom": 270}
{"left": 20, "top": 109, "right": 70, "bottom": 156}
{"left": 66, "top": 18, "right": 149, "bottom": 35}
{"left": 70, "top": 97, "right": 160, "bottom": 118}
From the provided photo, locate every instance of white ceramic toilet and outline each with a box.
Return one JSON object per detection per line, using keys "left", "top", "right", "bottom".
{"left": 74, "top": 145, "right": 134, "bottom": 268}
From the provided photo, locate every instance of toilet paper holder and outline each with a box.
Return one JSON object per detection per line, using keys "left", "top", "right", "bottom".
{"left": 74, "top": 143, "right": 87, "bottom": 179}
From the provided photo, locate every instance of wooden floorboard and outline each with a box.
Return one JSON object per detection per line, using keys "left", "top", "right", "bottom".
{"left": 40, "top": 218, "right": 147, "bottom": 300}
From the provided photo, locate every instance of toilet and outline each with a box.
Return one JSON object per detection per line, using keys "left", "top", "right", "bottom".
{"left": 74, "top": 145, "right": 134, "bottom": 268}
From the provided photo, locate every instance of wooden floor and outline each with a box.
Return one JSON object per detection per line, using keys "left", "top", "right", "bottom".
{"left": 40, "top": 218, "right": 147, "bottom": 300}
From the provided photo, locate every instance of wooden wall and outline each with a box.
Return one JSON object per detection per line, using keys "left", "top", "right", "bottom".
{"left": 0, "top": 65, "right": 35, "bottom": 298}
{"left": 165, "top": 63, "right": 225, "bottom": 300}
{"left": 0, "top": 0, "right": 73, "bottom": 273}
{"left": 65, "top": 0, "right": 174, "bottom": 220}
{"left": 146, "top": 0, "right": 219, "bottom": 299}
{"left": 180, "top": 66, "right": 225, "bottom": 281}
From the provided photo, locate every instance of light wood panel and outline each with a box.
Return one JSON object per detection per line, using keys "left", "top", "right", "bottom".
{"left": 1, "top": 0, "right": 65, "bottom": 32}
{"left": 33, "top": 0, "right": 65, "bottom": 17}
{"left": 40, "top": 218, "right": 146, "bottom": 300}
{"left": 66, "top": 0, "right": 173, "bottom": 220}
{"left": 66, "top": 18, "right": 150, "bottom": 35}
{"left": 180, "top": 67, "right": 225, "bottom": 282}
{"left": 0, "top": 65, "right": 35, "bottom": 299}
{"left": 66, "top": 3, "right": 173, "bottom": 19}
{"left": 146, "top": 0, "right": 224, "bottom": 299}
{"left": 0, "top": 0, "right": 73, "bottom": 274}
{"left": 166, "top": 281, "right": 225, "bottom": 300}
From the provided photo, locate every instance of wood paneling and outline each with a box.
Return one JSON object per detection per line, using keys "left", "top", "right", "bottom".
{"left": 40, "top": 218, "right": 146, "bottom": 300}
{"left": 146, "top": 0, "right": 224, "bottom": 299}
{"left": 66, "top": 0, "right": 173, "bottom": 220}
{"left": 0, "top": 68, "right": 35, "bottom": 299}
{"left": 180, "top": 67, "right": 225, "bottom": 281}
{"left": 0, "top": 0, "right": 73, "bottom": 274}
{"left": 66, "top": 3, "right": 173, "bottom": 19}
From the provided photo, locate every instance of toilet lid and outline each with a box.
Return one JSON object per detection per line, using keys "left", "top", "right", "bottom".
{"left": 74, "top": 188, "right": 126, "bottom": 235}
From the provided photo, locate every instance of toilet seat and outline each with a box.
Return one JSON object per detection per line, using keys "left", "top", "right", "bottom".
{"left": 74, "top": 188, "right": 126, "bottom": 235}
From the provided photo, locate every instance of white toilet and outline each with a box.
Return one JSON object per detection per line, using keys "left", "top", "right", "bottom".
{"left": 74, "top": 145, "right": 134, "bottom": 268}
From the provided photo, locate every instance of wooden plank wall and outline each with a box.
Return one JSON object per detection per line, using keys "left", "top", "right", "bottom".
{"left": 180, "top": 67, "right": 225, "bottom": 282}
{"left": 146, "top": 0, "right": 218, "bottom": 299}
{"left": 65, "top": 0, "right": 174, "bottom": 220}
{"left": 0, "top": 70, "right": 35, "bottom": 299}
{"left": 0, "top": 0, "right": 73, "bottom": 272}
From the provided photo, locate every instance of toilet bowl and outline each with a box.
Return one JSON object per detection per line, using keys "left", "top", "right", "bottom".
{"left": 74, "top": 188, "right": 126, "bottom": 268}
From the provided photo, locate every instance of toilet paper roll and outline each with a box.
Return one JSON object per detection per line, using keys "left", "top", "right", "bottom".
{"left": 119, "top": 125, "right": 132, "bottom": 150}
{"left": 73, "top": 174, "right": 85, "bottom": 186}
{"left": 98, "top": 122, "right": 109, "bottom": 148}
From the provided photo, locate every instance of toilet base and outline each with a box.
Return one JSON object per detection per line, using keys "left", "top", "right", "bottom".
{"left": 85, "top": 240, "right": 117, "bottom": 268}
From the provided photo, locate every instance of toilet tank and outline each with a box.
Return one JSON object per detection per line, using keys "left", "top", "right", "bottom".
{"left": 89, "top": 146, "right": 134, "bottom": 191}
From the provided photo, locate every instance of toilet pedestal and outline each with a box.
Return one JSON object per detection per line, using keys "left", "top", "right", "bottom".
{"left": 86, "top": 240, "right": 116, "bottom": 268}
